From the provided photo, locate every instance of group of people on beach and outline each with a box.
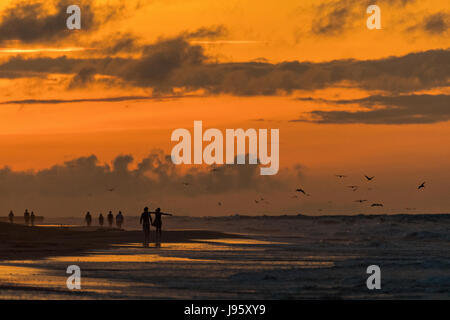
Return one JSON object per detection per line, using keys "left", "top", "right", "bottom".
{"left": 8, "top": 209, "right": 37, "bottom": 226}
{"left": 85, "top": 211, "right": 124, "bottom": 228}
{"left": 84, "top": 207, "right": 172, "bottom": 246}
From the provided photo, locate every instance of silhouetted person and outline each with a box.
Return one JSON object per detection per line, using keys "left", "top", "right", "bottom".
{"left": 30, "top": 211, "right": 35, "bottom": 226}
{"left": 8, "top": 210, "right": 14, "bottom": 223}
{"left": 116, "top": 211, "right": 124, "bottom": 229}
{"left": 24, "top": 209, "right": 30, "bottom": 226}
{"left": 85, "top": 211, "right": 92, "bottom": 226}
{"left": 99, "top": 213, "right": 104, "bottom": 227}
{"left": 150, "top": 208, "right": 172, "bottom": 242}
{"left": 140, "top": 207, "right": 152, "bottom": 247}
{"left": 107, "top": 211, "right": 114, "bottom": 227}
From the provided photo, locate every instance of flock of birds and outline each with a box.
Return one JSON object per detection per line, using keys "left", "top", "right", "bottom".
{"left": 180, "top": 170, "right": 427, "bottom": 212}
{"left": 291, "top": 174, "right": 426, "bottom": 210}
{"left": 104, "top": 166, "right": 427, "bottom": 213}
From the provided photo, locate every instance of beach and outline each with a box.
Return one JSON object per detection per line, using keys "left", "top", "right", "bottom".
{"left": 0, "top": 222, "right": 242, "bottom": 261}
{"left": 1, "top": 214, "right": 449, "bottom": 299}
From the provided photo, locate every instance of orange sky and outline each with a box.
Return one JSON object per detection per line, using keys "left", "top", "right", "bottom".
{"left": 0, "top": 0, "right": 448, "bottom": 215}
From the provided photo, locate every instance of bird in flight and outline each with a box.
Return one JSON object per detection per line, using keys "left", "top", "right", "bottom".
{"left": 364, "top": 175, "right": 375, "bottom": 181}
{"left": 295, "top": 188, "right": 310, "bottom": 196}
{"left": 371, "top": 203, "right": 383, "bottom": 207}
{"left": 418, "top": 182, "right": 425, "bottom": 190}
{"left": 335, "top": 174, "right": 347, "bottom": 178}
{"left": 182, "top": 182, "right": 190, "bottom": 186}
{"left": 347, "top": 185, "right": 359, "bottom": 191}
{"left": 106, "top": 187, "right": 115, "bottom": 192}
{"left": 354, "top": 199, "right": 368, "bottom": 203}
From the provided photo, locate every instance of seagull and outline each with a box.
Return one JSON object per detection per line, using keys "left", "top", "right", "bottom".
{"left": 364, "top": 175, "right": 375, "bottom": 181}
{"left": 295, "top": 188, "right": 310, "bottom": 196}
{"left": 347, "top": 185, "right": 359, "bottom": 191}
{"left": 418, "top": 182, "right": 425, "bottom": 190}
{"left": 371, "top": 203, "right": 383, "bottom": 207}
{"left": 335, "top": 174, "right": 347, "bottom": 178}
{"left": 106, "top": 187, "right": 115, "bottom": 192}
{"left": 354, "top": 199, "right": 368, "bottom": 203}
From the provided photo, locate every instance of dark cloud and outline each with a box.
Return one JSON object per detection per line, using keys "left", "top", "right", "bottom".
{"left": 0, "top": 151, "right": 301, "bottom": 216}
{"left": 292, "top": 94, "right": 450, "bottom": 124}
{"left": 90, "top": 32, "right": 141, "bottom": 55}
{"left": 311, "top": 2, "right": 355, "bottom": 36}
{"left": 183, "top": 25, "right": 227, "bottom": 39}
{"left": 0, "top": 0, "right": 126, "bottom": 45}
{"left": 0, "top": 34, "right": 448, "bottom": 94}
{"left": 0, "top": 0, "right": 94, "bottom": 44}
{"left": 310, "top": 0, "right": 416, "bottom": 36}
{"left": 423, "top": 13, "right": 449, "bottom": 35}
{"left": 0, "top": 95, "right": 189, "bottom": 105}
{"left": 406, "top": 12, "right": 450, "bottom": 35}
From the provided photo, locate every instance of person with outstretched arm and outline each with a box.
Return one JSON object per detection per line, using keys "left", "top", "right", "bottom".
{"left": 149, "top": 208, "right": 173, "bottom": 242}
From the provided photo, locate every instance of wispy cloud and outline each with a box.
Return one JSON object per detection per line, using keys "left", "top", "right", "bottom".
{"left": 292, "top": 94, "right": 450, "bottom": 124}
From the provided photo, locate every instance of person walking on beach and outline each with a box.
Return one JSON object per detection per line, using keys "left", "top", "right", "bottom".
{"left": 99, "top": 213, "right": 104, "bottom": 227}
{"left": 8, "top": 210, "right": 14, "bottom": 223}
{"left": 150, "top": 208, "right": 172, "bottom": 242}
{"left": 116, "top": 211, "right": 124, "bottom": 229}
{"left": 107, "top": 211, "right": 114, "bottom": 227}
{"left": 140, "top": 207, "right": 152, "bottom": 247}
{"left": 30, "top": 211, "right": 35, "bottom": 226}
{"left": 85, "top": 211, "right": 92, "bottom": 226}
{"left": 24, "top": 209, "right": 30, "bottom": 226}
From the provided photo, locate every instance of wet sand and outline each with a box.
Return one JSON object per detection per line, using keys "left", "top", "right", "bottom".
{"left": 0, "top": 222, "right": 243, "bottom": 261}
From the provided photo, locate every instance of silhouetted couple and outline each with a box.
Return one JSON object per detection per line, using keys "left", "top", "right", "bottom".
{"left": 23, "top": 209, "right": 36, "bottom": 226}
{"left": 140, "top": 207, "right": 172, "bottom": 247}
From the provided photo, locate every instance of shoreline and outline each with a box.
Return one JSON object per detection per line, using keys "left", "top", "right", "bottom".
{"left": 0, "top": 222, "right": 243, "bottom": 262}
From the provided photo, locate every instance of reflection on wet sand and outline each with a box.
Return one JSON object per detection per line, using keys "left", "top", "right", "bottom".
{"left": 0, "top": 237, "right": 337, "bottom": 299}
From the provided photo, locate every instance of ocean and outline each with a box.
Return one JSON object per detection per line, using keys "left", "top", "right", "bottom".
{"left": 1, "top": 214, "right": 449, "bottom": 299}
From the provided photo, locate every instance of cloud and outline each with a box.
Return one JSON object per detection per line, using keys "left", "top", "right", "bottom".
{"left": 183, "top": 25, "right": 228, "bottom": 39}
{"left": 0, "top": 95, "right": 190, "bottom": 105}
{"left": 292, "top": 94, "right": 450, "bottom": 124}
{"left": 0, "top": 151, "right": 302, "bottom": 216}
{"left": 0, "top": 0, "right": 91, "bottom": 44}
{"left": 311, "top": 2, "right": 355, "bottom": 36}
{"left": 0, "top": 32, "right": 448, "bottom": 94}
{"left": 0, "top": 0, "right": 127, "bottom": 45}
{"left": 310, "top": 0, "right": 417, "bottom": 36}
{"left": 423, "top": 12, "right": 449, "bottom": 35}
